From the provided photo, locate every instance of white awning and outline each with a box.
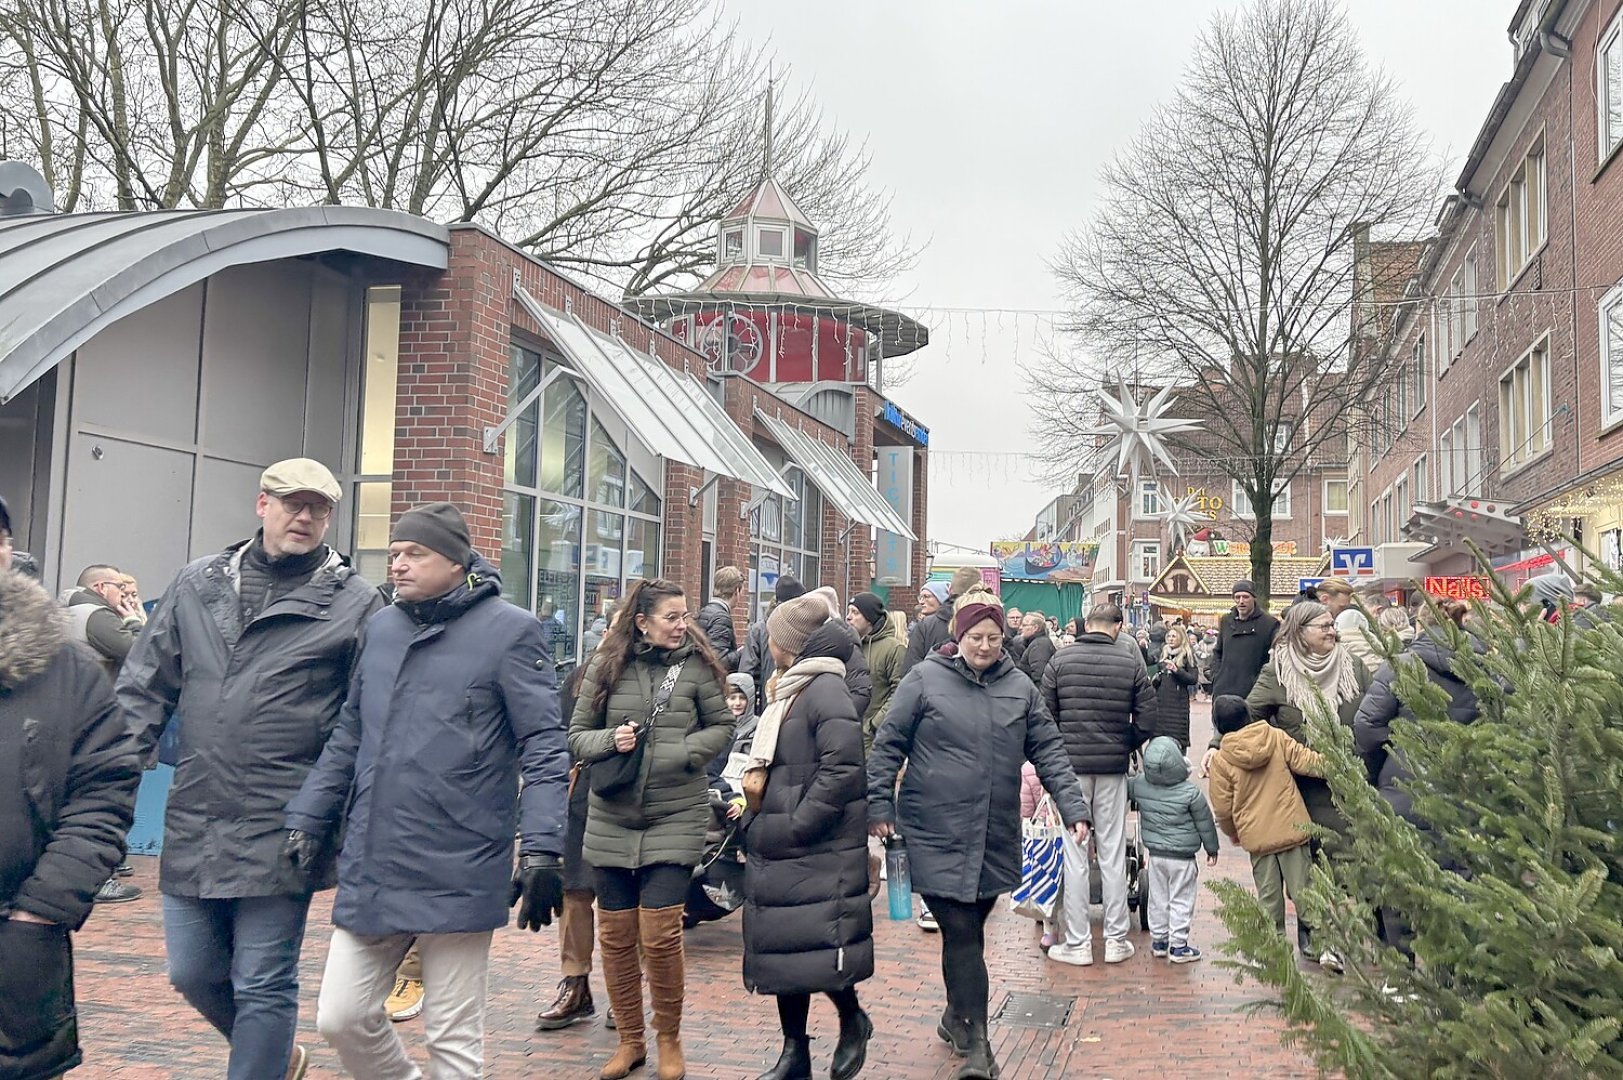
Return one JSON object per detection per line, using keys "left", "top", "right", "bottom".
{"left": 756, "top": 411, "right": 917, "bottom": 540}
{"left": 515, "top": 285, "right": 792, "bottom": 500}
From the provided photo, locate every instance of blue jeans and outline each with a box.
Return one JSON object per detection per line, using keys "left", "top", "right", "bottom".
{"left": 163, "top": 893, "right": 312, "bottom": 1080}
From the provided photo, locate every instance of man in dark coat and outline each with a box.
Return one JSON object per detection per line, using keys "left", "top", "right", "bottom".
{"left": 285, "top": 502, "right": 568, "bottom": 1078}
{"left": 739, "top": 574, "right": 806, "bottom": 713}
{"left": 1210, "top": 580, "right": 1279, "bottom": 699}
{"left": 696, "top": 565, "right": 744, "bottom": 671}
{"left": 0, "top": 499, "right": 142, "bottom": 1080}
{"left": 903, "top": 565, "right": 980, "bottom": 675}
{"left": 118, "top": 459, "right": 382, "bottom": 1080}
{"left": 1041, "top": 601, "right": 1157, "bottom": 967}
{"left": 1015, "top": 611, "right": 1056, "bottom": 686}
{"left": 1002, "top": 606, "right": 1026, "bottom": 663}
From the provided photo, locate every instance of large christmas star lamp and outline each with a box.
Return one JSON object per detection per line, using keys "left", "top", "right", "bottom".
{"left": 1087, "top": 377, "right": 1204, "bottom": 552}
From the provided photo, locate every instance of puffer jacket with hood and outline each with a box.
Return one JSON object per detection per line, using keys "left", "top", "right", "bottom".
{"left": 284, "top": 556, "right": 570, "bottom": 936}
{"left": 803, "top": 618, "right": 871, "bottom": 719}
{"left": 1207, "top": 720, "right": 1325, "bottom": 856}
{"left": 1126, "top": 736, "right": 1220, "bottom": 860}
{"left": 855, "top": 612, "right": 904, "bottom": 751}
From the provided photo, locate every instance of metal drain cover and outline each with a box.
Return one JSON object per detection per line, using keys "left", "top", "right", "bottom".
{"left": 992, "top": 991, "right": 1074, "bottom": 1029}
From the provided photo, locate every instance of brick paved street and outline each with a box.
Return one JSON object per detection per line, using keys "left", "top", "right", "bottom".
{"left": 72, "top": 701, "right": 1315, "bottom": 1079}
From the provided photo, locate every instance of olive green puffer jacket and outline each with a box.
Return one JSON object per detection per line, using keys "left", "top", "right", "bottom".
{"left": 569, "top": 640, "right": 734, "bottom": 870}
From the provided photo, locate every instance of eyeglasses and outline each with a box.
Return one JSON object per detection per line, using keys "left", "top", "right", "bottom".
{"left": 1305, "top": 619, "right": 1336, "bottom": 631}
{"left": 273, "top": 495, "right": 333, "bottom": 520}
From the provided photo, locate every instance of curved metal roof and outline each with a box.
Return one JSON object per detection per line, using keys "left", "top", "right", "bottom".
{"left": 0, "top": 206, "right": 449, "bottom": 403}
{"left": 625, "top": 292, "right": 930, "bottom": 359}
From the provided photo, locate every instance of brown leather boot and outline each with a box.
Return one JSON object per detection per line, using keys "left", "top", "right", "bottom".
{"left": 598, "top": 908, "right": 646, "bottom": 1079}
{"left": 536, "top": 974, "right": 595, "bottom": 1030}
{"left": 639, "top": 904, "right": 687, "bottom": 1080}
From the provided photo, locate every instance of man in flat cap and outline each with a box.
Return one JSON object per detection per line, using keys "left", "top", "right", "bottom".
{"left": 286, "top": 501, "right": 568, "bottom": 1079}
{"left": 119, "top": 458, "right": 383, "bottom": 1080}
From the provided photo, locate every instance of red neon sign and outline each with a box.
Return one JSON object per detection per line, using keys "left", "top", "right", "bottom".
{"left": 1423, "top": 576, "right": 1488, "bottom": 600}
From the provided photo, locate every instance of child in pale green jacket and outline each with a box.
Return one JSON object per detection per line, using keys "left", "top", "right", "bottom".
{"left": 1127, "top": 736, "right": 1220, "bottom": 962}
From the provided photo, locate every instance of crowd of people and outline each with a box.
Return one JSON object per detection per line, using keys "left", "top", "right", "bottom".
{"left": 3, "top": 466, "right": 1602, "bottom": 1080}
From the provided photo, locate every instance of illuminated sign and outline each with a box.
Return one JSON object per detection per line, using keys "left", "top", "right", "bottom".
{"left": 1424, "top": 576, "right": 1489, "bottom": 600}
{"left": 879, "top": 400, "right": 930, "bottom": 447}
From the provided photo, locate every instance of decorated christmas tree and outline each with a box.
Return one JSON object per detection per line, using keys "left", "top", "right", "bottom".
{"left": 1211, "top": 559, "right": 1623, "bottom": 1078}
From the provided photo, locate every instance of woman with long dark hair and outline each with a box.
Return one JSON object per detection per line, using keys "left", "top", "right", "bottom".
{"left": 569, "top": 579, "right": 734, "bottom": 1080}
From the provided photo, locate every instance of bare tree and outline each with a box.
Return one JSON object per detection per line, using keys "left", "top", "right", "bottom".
{"left": 1037, "top": 0, "right": 1438, "bottom": 595}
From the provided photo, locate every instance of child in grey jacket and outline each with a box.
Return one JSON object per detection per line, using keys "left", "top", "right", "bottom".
{"left": 1127, "top": 735, "right": 1220, "bottom": 962}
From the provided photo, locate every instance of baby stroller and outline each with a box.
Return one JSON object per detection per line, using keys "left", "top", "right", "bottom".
{"left": 682, "top": 793, "right": 747, "bottom": 928}
{"left": 1087, "top": 752, "right": 1151, "bottom": 931}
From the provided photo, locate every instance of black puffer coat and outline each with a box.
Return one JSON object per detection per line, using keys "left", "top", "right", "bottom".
{"left": 901, "top": 605, "right": 953, "bottom": 675}
{"left": 803, "top": 619, "right": 871, "bottom": 719}
{"left": 1352, "top": 630, "right": 1482, "bottom": 823}
{"left": 1016, "top": 632, "right": 1056, "bottom": 687}
{"left": 742, "top": 635, "right": 872, "bottom": 996}
{"left": 696, "top": 598, "right": 739, "bottom": 671}
{"left": 869, "top": 653, "right": 1091, "bottom": 902}
{"left": 0, "top": 570, "right": 140, "bottom": 1080}
{"left": 1040, "top": 631, "right": 1158, "bottom": 775}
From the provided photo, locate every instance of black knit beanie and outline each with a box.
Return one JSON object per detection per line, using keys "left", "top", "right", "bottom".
{"left": 775, "top": 575, "right": 806, "bottom": 603}
{"left": 391, "top": 502, "right": 471, "bottom": 567}
{"left": 850, "top": 591, "right": 885, "bottom": 626}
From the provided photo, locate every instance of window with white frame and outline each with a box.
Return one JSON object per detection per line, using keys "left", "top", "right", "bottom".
{"left": 1383, "top": 492, "right": 1394, "bottom": 544}
{"left": 1395, "top": 476, "right": 1409, "bottom": 536}
{"left": 1601, "top": 283, "right": 1623, "bottom": 426}
{"left": 1496, "top": 138, "right": 1547, "bottom": 289}
{"left": 1411, "top": 334, "right": 1427, "bottom": 417}
{"left": 1271, "top": 422, "right": 1292, "bottom": 455}
{"left": 1325, "top": 478, "right": 1349, "bottom": 515}
{"left": 1132, "top": 540, "right": 1161, "bottom": 582}
{"left": 1462, "top": 252, "right": 1479, "bottom": 341}
{"left": 1440, "top": 428, "right": 1455, "bottom": 496}
{"left": 1232, "top": 478, "right": 1291, "bottom": 519}
{"left": 1396, "top": 365, "right": 1409, "bottom": 432}
{"left": 1413, "top": 454, "right": 1428, "bottom": 503}
{"left": 1600, "top": 11, "right": 1623, "bottom": 162}
{"left": 757, "top": 227, "right": 785, "bottom": 259}
{"left": 1137, "top": 479, "right": 1162, "bottom": 518}
{"left": 1370, "top": 500, "right": 1382, "bottom": 545}
{"left": 1499, "top": 337, "right": 1552, "bottom": 469}
{"left": 1466, "top": 403, "right": 1483, "bottom": 491}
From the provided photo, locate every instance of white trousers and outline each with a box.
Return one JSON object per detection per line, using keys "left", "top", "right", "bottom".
{"left": 316, "top": 928, "right": 493, "bottom": 1080}
{"left": 1147, "top": 856, "right": 1200, "bottom": 948}
{"left": 1059, "top": 773, "right": 1130, "bottom": 945}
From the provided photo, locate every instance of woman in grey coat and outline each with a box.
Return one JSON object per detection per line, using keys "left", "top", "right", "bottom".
{"left": 569, "top": 578, "right": 733, "bottom": 1080}
{"left": 868, "top": 586, "right": 1090, "bottom": 1080}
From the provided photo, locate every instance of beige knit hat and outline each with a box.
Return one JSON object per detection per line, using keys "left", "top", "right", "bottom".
{"left": 767, "top": 593, "right": 831, "bottom": 658}
{"left": 810, "top": 585, "right": 842, "bottom": 619}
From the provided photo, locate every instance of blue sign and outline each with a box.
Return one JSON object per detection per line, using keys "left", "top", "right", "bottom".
{"left": 1298, "top": 577, "right": 1325, "bottom": 594}
{"left": 1330, "top": 546, "right": 1376, "bottom": 577}
{"left": 879, "top": 400, "right": 930, "bottom": 447}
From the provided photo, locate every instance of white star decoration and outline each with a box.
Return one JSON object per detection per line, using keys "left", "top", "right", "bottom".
{"left": 1087, "top": 378, "right": 1202, "bottom": 484}
{"left": 1157, "top": 486, "right": 1207, "bottom": 551}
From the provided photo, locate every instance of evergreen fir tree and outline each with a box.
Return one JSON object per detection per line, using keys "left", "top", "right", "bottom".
{"left": 1211, "top": 555, "right": 1623, "bottom": 1078}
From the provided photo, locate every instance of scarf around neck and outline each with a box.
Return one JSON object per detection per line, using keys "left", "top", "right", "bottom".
{"left": 1274, "top": 642, "right": 1361, "bottom": 714}
{"left": 748, "top": 655, "right": 846, "bottom": 769}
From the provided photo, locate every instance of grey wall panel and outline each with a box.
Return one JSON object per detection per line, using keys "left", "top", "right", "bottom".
{"left": 304, "top": 275, "right": 351, "bottom": 472}
{"left": 199, "top": 263, "right": 312, "bottom": 463}
{"left": 192, "top": 457, "right": 264, "bottom": 557}
{"left": 73, "top": 283, "right": 203, "bottom": 443}
{"left": 61, "top": 433, "right": 194, "bottom": 592}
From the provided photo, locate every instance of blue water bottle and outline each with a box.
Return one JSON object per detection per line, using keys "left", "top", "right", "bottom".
{"left": 885, "top": 835, "right": 912, "bottom": 921}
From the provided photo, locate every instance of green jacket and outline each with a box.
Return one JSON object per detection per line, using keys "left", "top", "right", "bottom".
{"left": 1243, "top": 658, "right": 1370, "bottom": 743}
{"left": 1126, "top": 736, "right": 1219, "bottom": 860}
{"left": 568, "top": 640, "right": 734, "bottom": 870}
{"left": 858, "top": 613, "right": 905, "bottom": 753}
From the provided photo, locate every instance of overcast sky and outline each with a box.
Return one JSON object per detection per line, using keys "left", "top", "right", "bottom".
{"left": 720, "top": 0, "right": 1517, "bottom": 553}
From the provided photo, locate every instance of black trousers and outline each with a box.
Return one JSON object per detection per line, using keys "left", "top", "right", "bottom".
{"left": 592, "top": 863, "right": 692, "bottom": 911}
{"left": 920, "top": 894, "right": 998, "bottom": 1029}
{"left": 775, "top": 987, "right": 862, "bottom": 1038}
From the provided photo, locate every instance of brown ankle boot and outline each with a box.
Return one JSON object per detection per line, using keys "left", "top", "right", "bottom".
{"left": 639, "top": 904, "right": 687, "bottom": 1080}
{"left": 598, "top": 908, "right": 646, "bottom": 1079}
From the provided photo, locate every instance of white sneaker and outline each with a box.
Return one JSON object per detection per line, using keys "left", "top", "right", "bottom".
{"left": 1047, "top": 941, "right": 1094, "bottom": 966}
{"left": 1319, "top": 950, "right": 1345, "bottom": 974}
{"left": 1104, "top": 938, "right": 1136, "bottom": 964}
{"left": 917, "top": 908, "right": 939, "bottom": 932}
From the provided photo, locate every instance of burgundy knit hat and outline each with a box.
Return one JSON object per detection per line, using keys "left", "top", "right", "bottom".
{"left": 951, "top": 583, "right": 1006, "bottom": 640}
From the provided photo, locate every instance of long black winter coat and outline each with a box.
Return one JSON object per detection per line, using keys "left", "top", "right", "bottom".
{"left": 285, "top": 559, "right": 569, "bottom": 936}
{"left": 1040, "top": 632, "right": 1158, "bottom": 776}
{"left": 1210, "top": 607, "right": 1279, "bottom": 699}
{"left": 119, "top": 539, "right": 383, "bottom": 899}
{"left": 1352, "top": 630, "right": 1482, "bottom": 823}
{"left": 697, "top": 598, "right": 739, "bottom": 671}
{"left": 0, "top": 570, "right": 140, "bottom": 1080}
{"left": 868, "top": 652, "right": 1091, "bottom": 902}
{"left": 1017, "top": 632, "right": 1056, "bottom": 687}
{"left": 901, "top": 605, "right": 953, "bottom": 675}
{"left": 742, "top": 637, "right": 873, "bottom": 996}
{"left": 1151, "top": 651, "right": 1198, "bottom": 749}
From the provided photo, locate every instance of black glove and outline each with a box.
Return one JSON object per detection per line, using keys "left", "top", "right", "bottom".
{"left": 509, "top": 854, "right": 564, "bottom": 931}
{"left": 280, "top": 829, "right": 326, "bottom": 889}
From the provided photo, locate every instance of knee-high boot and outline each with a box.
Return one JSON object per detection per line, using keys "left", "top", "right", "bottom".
{"left": 639, "top": 904, "right": 687, "bottom": 1080}
{"left": 598, "top": 908, "right": 646, "bottom": 1079}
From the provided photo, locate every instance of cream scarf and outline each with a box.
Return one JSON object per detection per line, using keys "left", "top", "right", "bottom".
{"left": 1274, "top": 642, "right": 1362, "bottom": 712}
{"left": 748, "top": 656, "right": 847, "bottom": 769}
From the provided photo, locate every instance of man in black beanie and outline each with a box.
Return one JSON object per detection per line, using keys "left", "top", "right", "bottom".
{"left": 738, "top": 574, "right": 807, "bottom": 713}
{"left": 285, "top": 501, "right": 569, "bottom": 1077}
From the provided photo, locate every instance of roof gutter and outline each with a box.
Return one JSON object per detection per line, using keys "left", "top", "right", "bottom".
{"left": 1455, "top": 0, "right": 1570, "bottom": 198}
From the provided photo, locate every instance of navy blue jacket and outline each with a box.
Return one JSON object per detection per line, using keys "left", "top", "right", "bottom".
{"left": 285, "top": 559, "right": 569, "bottom": 936}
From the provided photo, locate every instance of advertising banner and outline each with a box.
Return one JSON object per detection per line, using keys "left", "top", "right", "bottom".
{"left": 991, "top": 541, "right": 1099, "bottom": 582}
{"left": 874, "top": 447, "right": 914, "bottom": 587}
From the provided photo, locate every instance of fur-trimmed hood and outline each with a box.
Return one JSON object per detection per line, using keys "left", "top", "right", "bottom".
{"left": 0, "top": 568, "right": 69, "bottom": 689}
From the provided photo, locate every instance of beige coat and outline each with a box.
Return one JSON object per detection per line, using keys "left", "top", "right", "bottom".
{"left": 1207, "top": 721, "right": 1325, "bottom": 856}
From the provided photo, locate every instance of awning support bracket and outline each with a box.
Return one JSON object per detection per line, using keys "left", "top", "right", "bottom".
{"left": 482, "top": 365, "right": 577, "bottom": 454}
{"left": 689, "top": 472, "right": 721, "bottom": 508}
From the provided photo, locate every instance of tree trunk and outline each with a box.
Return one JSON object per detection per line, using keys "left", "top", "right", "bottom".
{"left": 1251, "top": 504, "right": 1275, "bottom": 613}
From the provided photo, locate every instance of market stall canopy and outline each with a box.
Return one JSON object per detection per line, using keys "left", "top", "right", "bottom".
{"left": 0, "top": 206, "right": 449, "bottom": 404}
{"left": 516, "top": 285, "right": 792, "bottom": 500}
{"left": 755, "top": 409, "right": 915, "bottom": 540}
